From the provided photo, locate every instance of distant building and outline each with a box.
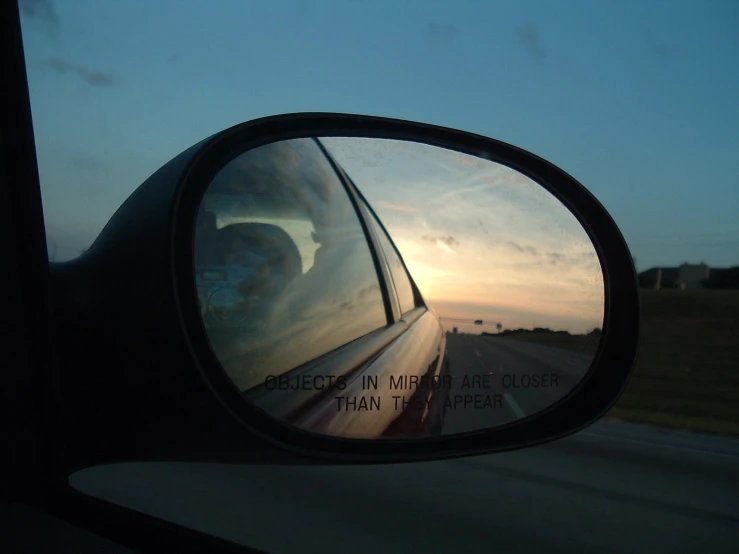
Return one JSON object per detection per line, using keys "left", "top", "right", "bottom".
{"left": 677, "top": 264, "right": 710, "bottom": 290}
{"left": 639, "top": 263, "right": 724, "bottom": 291}
{"left": 638, "top": 267, "right": 680, "bottom": 290}
{"left": 702, "top": 267, "right": 739, "bottom": 289}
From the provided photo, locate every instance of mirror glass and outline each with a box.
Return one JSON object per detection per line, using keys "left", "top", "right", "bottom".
{"left": 193, "top": 137, "right": 604, "bottom": 439}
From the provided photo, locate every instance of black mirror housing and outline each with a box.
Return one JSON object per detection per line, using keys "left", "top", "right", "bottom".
{"left": 49, "top": 113, "right": 640, "bottom": 472}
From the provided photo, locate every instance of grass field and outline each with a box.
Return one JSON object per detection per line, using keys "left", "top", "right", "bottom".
{"left": 605, "top": 290, "right": 739, "bottom": 437}
{"left": 498, "top": 330, "right": 601, "bottom": 355}
{"left": 501, "top": 290, "right": 739, "bottom": 437}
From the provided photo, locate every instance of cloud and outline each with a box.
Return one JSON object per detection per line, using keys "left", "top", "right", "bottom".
{"left": 432, "top": 206, "right": 456, "bottom": 216}
{"left": 46, "top": 57, "right": 115, "bottom": 86}
{"left": 19, "top": 0, "right": 60, "bottom": 36}
{"left": 547, "top": 251, "right": 564, "bottom": 265}
{"left": 517, "top": 23, "right": 546, "bottom": 61}
{"left": 356, "top": 283, "right": 380, "bottom": 301}
{"left": 422, "top": 235, "right": 460, "bottom": 248}
{"left": 508, "top": 241, "right": 538, "bottom": 256}
{"left": 427, "top": 23, "right": 458, "bottom": 44}
{"left": 450, "top": 152, "right": 484, "bottom": 168}
{"left": 432, "top": 180, "right": 501, "bottom": 206}
{"left": 377, "top": 200, "right": 415, "bottom": 212}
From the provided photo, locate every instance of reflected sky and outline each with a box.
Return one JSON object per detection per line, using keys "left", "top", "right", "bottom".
{"left": 323, "top": 138, "right": 604, "bottom": 334}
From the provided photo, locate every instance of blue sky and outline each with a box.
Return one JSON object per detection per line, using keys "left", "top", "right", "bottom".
{"left": 20, "top": 0, "right": 739, "bottom": 273}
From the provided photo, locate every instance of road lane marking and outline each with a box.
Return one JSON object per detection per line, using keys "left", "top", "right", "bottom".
{"left": 503, "top": 393, "right": 526, "bottom": 419}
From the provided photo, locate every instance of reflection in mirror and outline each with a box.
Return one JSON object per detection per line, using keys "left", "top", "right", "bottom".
{"left": 193, "top": 137, "right": 604, "bottom": 440}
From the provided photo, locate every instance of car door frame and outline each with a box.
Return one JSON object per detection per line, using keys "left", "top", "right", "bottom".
{"left": 313, "top": 139, "right": 404, "bottom": 324}
{"left": 239, "top": 138, "right": 427, "bottom": 425}
{"left": 334, "top": 162, "right": 429, "bottom": 312}
{"left": 331, "top": 157, "right": 450, "bottom": 434}
{"left": 313, "top": 140, "right": 449, "bottom": 435}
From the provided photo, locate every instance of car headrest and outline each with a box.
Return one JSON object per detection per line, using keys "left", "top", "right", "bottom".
{"left": 216, "top": 222, "right": 303, "bottom": 281}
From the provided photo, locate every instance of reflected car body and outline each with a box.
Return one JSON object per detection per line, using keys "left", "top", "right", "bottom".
{"left": 194, "top": 139, "right": 450, "bottom": 438}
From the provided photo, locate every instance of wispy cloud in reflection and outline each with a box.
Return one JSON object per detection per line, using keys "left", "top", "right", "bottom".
{"left": 377, "top": 200, "right": 415, "bottom": 212}
{"left": 507, "top": 241, "right": 538, "bottom": 256}
{"left": 421, "top": 235, "right": 460, "bottom": 248}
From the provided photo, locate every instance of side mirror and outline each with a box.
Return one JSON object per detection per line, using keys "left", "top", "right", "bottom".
{"left": 51, "top": 114, "right": 639, "bottom": 467}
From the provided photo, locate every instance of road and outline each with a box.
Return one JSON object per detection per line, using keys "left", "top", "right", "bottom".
{"left": 442, "top": 333, "right": 594, "bottom": 434}
{"left": 71, "top": 420, "right": 739, "bottom": 553}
